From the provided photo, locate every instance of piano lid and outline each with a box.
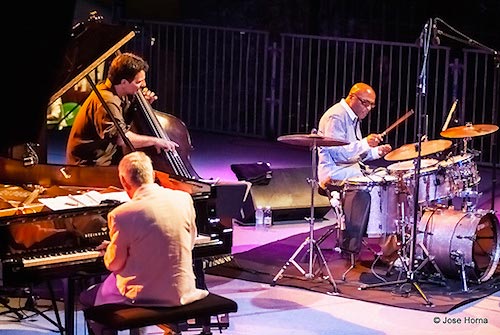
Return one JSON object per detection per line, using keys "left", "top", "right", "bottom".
{"left": 48, "top": 20, "right": 135, "bottom": 106}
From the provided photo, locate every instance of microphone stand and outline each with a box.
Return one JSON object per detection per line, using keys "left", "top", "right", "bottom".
{"left": 359, "top": 18, "right": 436, "bottom": 307}
{"left": 434, "top": 17, "right": 499, "bottom": 211}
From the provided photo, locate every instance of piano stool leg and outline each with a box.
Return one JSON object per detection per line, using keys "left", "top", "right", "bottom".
{"left": 191, "top": 259, "right": 231, "bottom": 332}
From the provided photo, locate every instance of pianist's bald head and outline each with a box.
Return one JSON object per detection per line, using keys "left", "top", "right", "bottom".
{"left": 118, "top": 151, "right": 155, "bottom": 191}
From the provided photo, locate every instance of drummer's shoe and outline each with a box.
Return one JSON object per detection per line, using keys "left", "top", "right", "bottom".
{"left": 379, "top": 234, "right": 400, "bottom": 264}
{"left": 392, "top": 257, "right": 404, "bottom": 270}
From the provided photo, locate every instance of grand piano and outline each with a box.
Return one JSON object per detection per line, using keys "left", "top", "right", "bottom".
{"left": 0, "top": 17, "right": 237, "bottom": 335}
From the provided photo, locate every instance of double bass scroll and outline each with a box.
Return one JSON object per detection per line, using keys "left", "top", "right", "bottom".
{"left": 130, "top": 91, "right": 202, "bottom": 181}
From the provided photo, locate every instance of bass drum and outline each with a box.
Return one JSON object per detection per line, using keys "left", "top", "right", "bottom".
{"left": 417, "top": 208, "right": 500, "bottom": 283}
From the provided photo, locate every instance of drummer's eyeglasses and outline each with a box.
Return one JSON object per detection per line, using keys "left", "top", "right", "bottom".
{"left": 353, "top": 93, "right": 376, "bottom": 109}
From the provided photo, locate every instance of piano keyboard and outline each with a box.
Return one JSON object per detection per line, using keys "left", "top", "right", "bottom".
{"left": 22, "top": 249, "right": 101, "bottom": 268}
{"left": 13, "top": 232, "right": 220, "bottom": 272}
{"left": 20, "top": 235, "right": 216, "bottom": 269}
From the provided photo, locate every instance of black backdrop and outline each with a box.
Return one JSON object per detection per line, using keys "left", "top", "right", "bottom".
{"left": 2, "top": 3, "right": 76, "bottom": 154}
{"left": 115, "top": 0, "right": 499, "bottom": 49}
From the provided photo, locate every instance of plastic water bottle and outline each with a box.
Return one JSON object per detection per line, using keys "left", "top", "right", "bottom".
{"left": 255, "top": 206, "right": 264, "bottom": 230}
{"left": 263, "top": 205, "right": 273, "bottom": 228}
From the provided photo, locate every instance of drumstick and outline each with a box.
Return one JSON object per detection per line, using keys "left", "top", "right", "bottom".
{"left": 381, "top": 109, "right": 414, "bottom": 137}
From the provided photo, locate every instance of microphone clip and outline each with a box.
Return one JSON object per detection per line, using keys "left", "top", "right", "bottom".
{"left": 23, "top": 142, "right": 39, "bottom": 167}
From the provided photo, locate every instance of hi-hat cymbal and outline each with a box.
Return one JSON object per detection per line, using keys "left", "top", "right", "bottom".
{"left": 384, "top": 139, "right": 452, "bottom": 161}
{"left": 278, "top": 134, "right": 348, "bottom": 147}
{"left": 440, "top": 123, "right": 499, "bottom": 138}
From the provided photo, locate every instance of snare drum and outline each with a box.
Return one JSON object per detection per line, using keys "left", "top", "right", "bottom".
{"left": 439, "top": 153, "right": 481, "bottom": 194}
{"left": 387, "top": 158, "right": 438, "bottom": 176}
{"left": 344, "top": 173, "right": 401, "bottom": 237}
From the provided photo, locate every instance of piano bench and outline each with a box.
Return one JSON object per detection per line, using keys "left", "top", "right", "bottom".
{"left": 83, "top": 292, "right": 238, "bottom": 335}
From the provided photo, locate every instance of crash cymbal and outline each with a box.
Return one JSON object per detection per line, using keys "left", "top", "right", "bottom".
{"left": 384, "top": 139, "right": 452, "bottom": 161}
{"left": 278, "top": 134, "right": 349, "bottom": 147}
{"left": 440, "top": 123, "right": 499, "bottom": 138}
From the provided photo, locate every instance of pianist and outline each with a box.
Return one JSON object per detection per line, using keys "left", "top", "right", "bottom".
{"left": 66, "top": 52, "right": 178, "bottom": 166}
{"left": 79, "top": 151, "right": 208, "bottom": 335}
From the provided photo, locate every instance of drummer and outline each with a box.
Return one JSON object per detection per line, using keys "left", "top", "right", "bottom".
{"left": 317, "top": 82, "right": 392, "bottom": 187}
{"left": 317, "top": 82, "right": 396, "bottom": 263}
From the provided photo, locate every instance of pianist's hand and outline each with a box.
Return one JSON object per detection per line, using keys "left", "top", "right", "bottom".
{"left": 96, "top": 240, "right": 110, "bottom": 256}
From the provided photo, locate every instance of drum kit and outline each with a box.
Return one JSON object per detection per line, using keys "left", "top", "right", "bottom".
{"left": 354, "top": 122, "right": 499, "bottom": 291}
{"left": 271, "top": 122, "right": 499, "bottom": 294}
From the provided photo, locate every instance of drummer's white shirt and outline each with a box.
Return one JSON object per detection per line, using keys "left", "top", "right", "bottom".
{"left": 317, "top": 99, "right": 380, "bottom": 184}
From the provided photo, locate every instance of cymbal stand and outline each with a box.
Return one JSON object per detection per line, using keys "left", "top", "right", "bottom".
{"left": 271, "top": 137, "right": 338, "bottom": 294}
{"left": 359, "top": 19, "right": 436, "bottom": 307}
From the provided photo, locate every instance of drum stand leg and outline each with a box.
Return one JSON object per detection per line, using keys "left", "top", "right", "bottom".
{"left": 414, "top": 241, "right": 447, "bottom": 285}
{"left": 271, "top": 216, "right": 338, "bottom": 295}
{"left": 450, "top": 251, "right": 469, "bottom": 292}
{"left": 271, "top": 140, "right": 338, "bottom": 295}
{"left": 342, "top": 240, "right": 378, "bottom": 281}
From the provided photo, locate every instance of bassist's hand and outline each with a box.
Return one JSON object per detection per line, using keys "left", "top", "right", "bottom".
{"left": 154, "top": 138, "right": 179, "bottom": 153}
{"left": 142, "top": 87, "right": 158, "bottom": 104}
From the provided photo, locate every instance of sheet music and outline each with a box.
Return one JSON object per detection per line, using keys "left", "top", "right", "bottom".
{"left": 38, "top": 191, "right": 130, "bottom": 211}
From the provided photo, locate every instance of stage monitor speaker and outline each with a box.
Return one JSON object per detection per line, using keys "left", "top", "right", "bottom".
{"left": 237, "top": 167, "right": 331, "bottom": 224}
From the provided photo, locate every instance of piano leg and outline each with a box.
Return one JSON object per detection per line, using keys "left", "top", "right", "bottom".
{"left": 194, "top": 258, "right": 207, "bottom": 290}
{"left": 65, "top": 278, "right": 75, "bottom": 335}
{"left": 46, "top": 280, "right": 64, "bottom": 334}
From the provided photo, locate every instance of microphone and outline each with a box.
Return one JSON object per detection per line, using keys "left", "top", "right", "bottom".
{"left": 432, "top": 22, "right": 440, "bottom": 46}
{"left": 442, "top": 99, "right": 459, "bottom": 132}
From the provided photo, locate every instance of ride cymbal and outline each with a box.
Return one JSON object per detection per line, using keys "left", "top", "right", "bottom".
{"left": 278, "top": 134, "right": 348, "bottom": 147}
{"left": 384, "top": 139, "right": 452, "bottom": 161}
{"left": 440, "top": 123, "right": 499, "bottom": 138}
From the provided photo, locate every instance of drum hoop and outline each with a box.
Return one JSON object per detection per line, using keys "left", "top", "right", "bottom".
{"left": 388, "top": 159, "right": 438, "bottom": 172}
{"left": 476, "top": 212, "right": 500, "bottom": 283}
{"left": 403, "top": 165, "right": 439, "bottom": 178}
{"left": 440, "top": 153, "right": 475, "bottom": 167}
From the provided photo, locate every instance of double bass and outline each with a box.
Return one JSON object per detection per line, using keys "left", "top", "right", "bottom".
{"left": 130, "top": 90, "right": 201, "bottom": 181}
